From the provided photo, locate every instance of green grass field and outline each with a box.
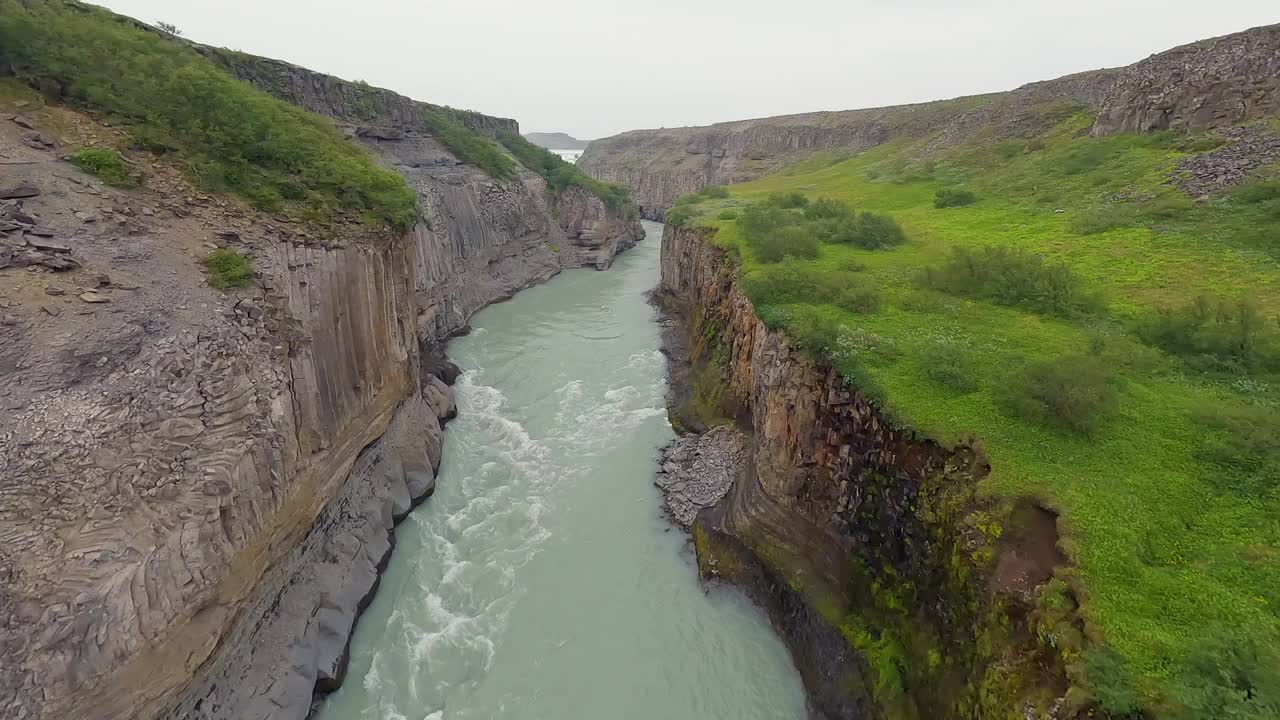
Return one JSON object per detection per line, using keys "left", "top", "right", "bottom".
{"left": 675, "top": 110, "right": 1280, "bottom": 717}
{"left": 0, "top": 0, "right": 418, "bottom": 231}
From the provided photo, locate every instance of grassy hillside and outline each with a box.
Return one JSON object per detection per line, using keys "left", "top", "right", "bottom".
{"left": 0, "top": 0, "right": 418, "bottom": 231}
{"left": 672, "top": 108, "right": 1280, "bottom": 717}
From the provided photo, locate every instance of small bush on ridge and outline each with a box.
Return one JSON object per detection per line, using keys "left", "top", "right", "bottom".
{"left": 804, "top": 196, "right": 853, "bottom": 220}
{"left": 921, "top": 342, "right": 980, "bottom": 393}
{"left": 1137, "top": 295, "right": 1279, "bottom": 373}
{"left": 924, "top": 245, "right": 1104, "bottom": 317}
{"left": 70, "top": 147, "right": 136, "bottom": 187}
{"left": 203, "top": 249, "right": 254, "bottom": 289}
{"left": 753, "top": 225, "right": 819, "bottom": 262}
{"left": 833, "top": 212, "right": 908, "bottom": 249}
{"left": 1000, "top": 353, "right": 1119, "bottom": 435}
{"left": 743, "top": 260, "right": 881, "bottom": 313}
{"left": 1193, "top": 402, "right": 1280, "bottom": 497}
{"left": 934, "top": 187, "right": 977, "bottom": 208}
{"left": 768, "top": 191, "right": 810, "bottom": 209}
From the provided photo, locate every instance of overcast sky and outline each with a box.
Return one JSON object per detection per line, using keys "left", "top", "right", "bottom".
{"left": 95, "top": 1, "right": 1276, "bottom": 140}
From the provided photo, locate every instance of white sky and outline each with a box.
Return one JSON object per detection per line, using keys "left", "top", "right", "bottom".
{"left": 95, "top": 1, "right": 1278, "bottom": 140}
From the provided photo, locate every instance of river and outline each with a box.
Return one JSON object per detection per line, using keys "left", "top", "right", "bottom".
{"left": 317, "top": 221, "right": 808, "bottom": 720}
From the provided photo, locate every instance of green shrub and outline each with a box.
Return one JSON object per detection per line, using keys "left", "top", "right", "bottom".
{"left": 934, "top": 187, "right": 977, "bottom": 208}
{"left": 203, "top": 249, "right": 254, "bottom": 289}
{"left": 923, "top": 245, "right": 1105, "bottom": 317}
{"left": 739, "top": 199, "right": 905, "bottom": 259}
{"left": 753, "top": 225, "right": 819, "bottom": 262}
{"left": 831, "top": 212, "right": 908, "bottom": 249}
{"left": 767, "top": 191, "right": 809, "bottom": 209}
{"left": 665, "top": 204, "right": 697, "bottom": 228}
{"left": 717, "top": 209, "right": 739, "bottom": 220}
{"left": 743, "top": 261, "right": 880, "bottom": 312}
{"left": 804, "top": 196, "right": 853, "bottom": 220}
{"left": 920, "top": 341, "right": 979, "bottom": 393}
{"left": 699, "top": 185, "right": 730, "bottom": 199}
{"left": 1193, "top": 402, "right": 1280, "bottom": 497}
{"left": 0, "top": 1, "right": 417, "bottom": 230}
{"left": 838, "top": 257, "right": 868, "bottom": 273}
{"left": 1171, "top": 628, "right": 1280, "bottom": 720}
{"left": 1233, "top": 180, "right": 1280, "bottom": 205}
{"left": 1000, "top": 353, "right": 1119, "bottom": 435}
{"left": 1084, "top": 648, "right": 1143, "bottom": 716}
{"left": 738, "top": 202, "right": 792, "bottom": 238}
{"left": 69, "top": 147, "right": 136, "bottom": 187}
{"left": 1136, "top": 295, "right": 1279, "bottom": 373}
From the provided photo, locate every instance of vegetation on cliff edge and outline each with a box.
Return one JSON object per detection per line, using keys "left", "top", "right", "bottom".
{"left": 497, "top": 130, "right": 636, "bottom": 214}
{"left": 0, "top": 0, "right": 418, "bottom": 231}
{"left": 670, "top": 109, "right": 1280, "bottom": 718}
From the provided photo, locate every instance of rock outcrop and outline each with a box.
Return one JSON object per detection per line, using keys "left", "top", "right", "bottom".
{"left": 658, "top": 224, "right": 1072, "bottom": 718}
{"left": 581, "top": 23, "right": 1280, "bottom": 216}
{"left": 1092, "top": 23, "right": 1280, "bottom": 134}
{"left": 0, "top": 42, "right": 640, "bottom": 720}
{"left": 654, "top": 427, "right": 745, "bottom": 528}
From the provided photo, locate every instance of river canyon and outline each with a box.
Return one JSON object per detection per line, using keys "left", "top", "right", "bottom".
{"left": 3, "top": 6, "right": 1280, "bottom": 720}
{"left": 316, "top": 222, "right": 808, "bottom": 720}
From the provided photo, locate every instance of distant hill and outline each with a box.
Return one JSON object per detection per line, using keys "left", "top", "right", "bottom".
{"left": 523, "top": 132, "right": 588, "bottom": 150}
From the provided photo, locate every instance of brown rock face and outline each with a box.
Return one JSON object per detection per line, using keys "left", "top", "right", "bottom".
{"left": 1092, "top": 23, "right": 1280, "bottom": 134}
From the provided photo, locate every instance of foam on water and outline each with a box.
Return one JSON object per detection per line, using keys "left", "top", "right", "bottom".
{"left": 317, "top": 222, "right": 807, "bottom": 720}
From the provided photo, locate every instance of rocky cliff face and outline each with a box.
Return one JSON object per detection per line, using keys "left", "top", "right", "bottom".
{"left": 581, "top": 23, "right": 1280, "bottom": 216}
{"left": 206, "top": 44, "right": 642, "bottom": 283}
{"left": 657, "top": 225, "right": 1072, "bottom": 718}
{"left": 1092, "top": 23, "right": 1280, "bottom": 134}
{"left": 0, "top": 48, "right": 640, "bottom": 720}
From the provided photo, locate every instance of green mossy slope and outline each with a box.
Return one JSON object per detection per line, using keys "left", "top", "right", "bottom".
{"left": 0, "top": 0, "right": 420, "bottom": 231}
{"left": 674, "top": 109, "right": 1280, "bottom": 718}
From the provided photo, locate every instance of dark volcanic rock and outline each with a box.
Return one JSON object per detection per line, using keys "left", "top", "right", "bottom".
{"left": 1175, "top": 126, "right": 1280, "bottom": 196}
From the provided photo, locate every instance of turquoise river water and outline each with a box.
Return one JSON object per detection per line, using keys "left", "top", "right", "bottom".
{"left": 318, "top": 221, "right": 808, "bottom": 720}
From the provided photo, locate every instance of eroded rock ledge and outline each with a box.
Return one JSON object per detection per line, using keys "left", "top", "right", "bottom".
{"left": 655, "top": 224, "right": 1077, "bottom": 719}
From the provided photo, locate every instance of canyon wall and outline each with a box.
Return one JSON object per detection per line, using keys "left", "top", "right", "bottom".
{"left": 1092, "top": 23, "right": 1280, "bottom": 134}
{"left": 0, "top": 45, "right": 640, "bottom": 720}
{"left": 581, "top": 23, "right": 1280, "bottom": 216}
{"left": 658, "top": 225, "right": 1073, "bottom": 718}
